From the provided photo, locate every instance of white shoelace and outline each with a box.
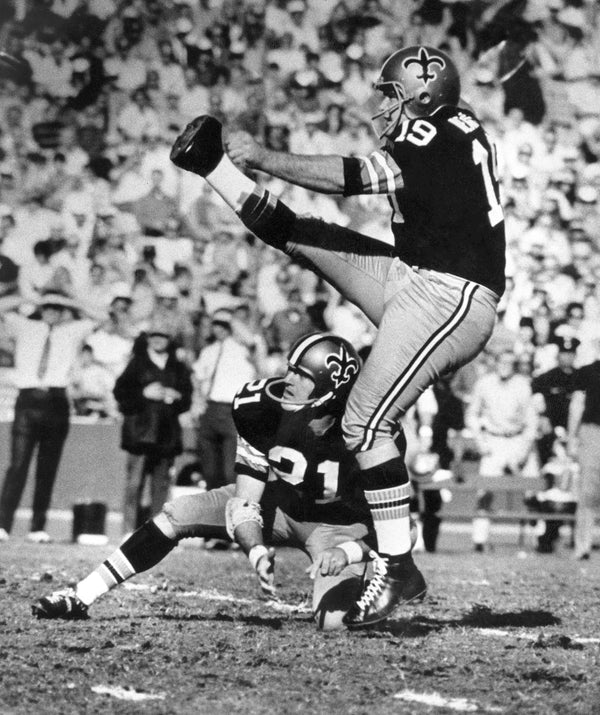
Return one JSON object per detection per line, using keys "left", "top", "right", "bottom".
{"left": 355, "top": 551, "right": 388, "bottom": 610}
{"left": 46, "top": 589, "right": 76, "bottom": 605}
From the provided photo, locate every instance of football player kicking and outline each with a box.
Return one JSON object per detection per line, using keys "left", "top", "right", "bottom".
{"left": 166, "top": 45, "right": 505, "bottom": 627}
{"left": 33, "top": 333, "right": 413, "bottom": 630}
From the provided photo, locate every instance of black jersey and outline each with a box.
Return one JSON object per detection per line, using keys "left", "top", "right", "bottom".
{"left": 232, "top": 378, "right": 369, "bottom": 524}
{"left": 531, "top": 367, "right": 576, "bottom": 428}
{"left": 571, "top": 361, "right": 600, "bottom": 426}
{"left": 344, "top": 105, "right": 506, "bottom": 297}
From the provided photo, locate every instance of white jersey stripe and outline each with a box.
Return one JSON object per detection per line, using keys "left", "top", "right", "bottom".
{"left": 361, "top": 155, "right": 380, "bottom": 192}
{"left": 371, "top": 151, "right": 396, "bottom": 193}
{"left": 236, "top": 436, "right": 269, "bottom": 472}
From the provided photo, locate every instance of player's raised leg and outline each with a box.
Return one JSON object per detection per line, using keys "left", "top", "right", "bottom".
{"left": 170, "top": 115, "right": 393, "bottom": 327}
{"left": 32, "top": 487, "right": 233, "bottom": 619}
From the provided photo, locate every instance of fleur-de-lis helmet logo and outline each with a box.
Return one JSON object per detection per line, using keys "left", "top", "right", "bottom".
{"left": 326, "top": 345, "right": 360, "bottom": 388}
{"left": 403, "top": 47, "right": 446, "bottom": 85}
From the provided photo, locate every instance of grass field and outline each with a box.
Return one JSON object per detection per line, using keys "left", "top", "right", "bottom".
{"left": 1, "top": 526, "right": 599, "bottom": 715}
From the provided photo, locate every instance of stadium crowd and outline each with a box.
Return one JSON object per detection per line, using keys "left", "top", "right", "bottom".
{"left": 0, "top": 0, "right": 599, "bottom": 552}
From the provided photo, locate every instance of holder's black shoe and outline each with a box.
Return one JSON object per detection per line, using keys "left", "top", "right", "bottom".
{"left": 343, "top": 551, "right": 427, "bottom": 629}
{"left": 32, "top": 589, "right": 89, "bottom": 620}
{"left": 170, "top": 115, "right": 224, "bottom": 176}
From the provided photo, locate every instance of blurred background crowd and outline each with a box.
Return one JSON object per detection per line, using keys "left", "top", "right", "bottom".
{"left": 0, "top": 0, "right": 599, "bottom": 542}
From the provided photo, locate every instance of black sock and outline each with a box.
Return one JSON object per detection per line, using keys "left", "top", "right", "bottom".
{"left": 361, "top": 456, "right": 410, "bottom": 491}
{"left": 238, "top": 189, "right": 296, "bottom": 247}
{"left": 120, "top": 520, "right": 177, "bottom": 573}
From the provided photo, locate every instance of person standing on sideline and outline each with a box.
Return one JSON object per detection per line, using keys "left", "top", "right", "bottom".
{"left": 531, "top": 336, "right": 580, "bottom": 467}
{"left": 529, "top": 336, "right": 581, "bottom": 553}
{"left": 0, "top": 291, "right": 102, "bottom": 543}
{"left": 170, "top": 44, "right": 505, "bottom": 626}
{"left": 465, "top": 350, "right": 538, "bottom": 552}
{"left": 114, "top": 319, "right": 193, "bottom": 537}
{"left": 567, "top": 359, "right": 600, "bottom": 560}
{"left": 192, "top": 311, "right": 257, "bottom": 490}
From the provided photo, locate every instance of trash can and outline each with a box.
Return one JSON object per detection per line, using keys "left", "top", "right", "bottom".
{"left": 72, "top": 502, "right": 108, "bottom": 545}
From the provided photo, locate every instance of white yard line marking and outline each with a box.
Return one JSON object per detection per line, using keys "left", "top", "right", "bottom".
{"left": 122, "top": 583, "right": 311, "bottom": 613}
{"left": 91, "top": 685, "right": 165, "bottom": 701}
{"left": 476, "top": 629, "right": 600, "bottom": 644}
{"left": 394, "top": 690, "right": 503, "bottom": 712}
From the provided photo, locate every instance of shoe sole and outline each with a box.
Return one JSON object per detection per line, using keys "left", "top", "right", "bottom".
{"left": 345, "top": 587, "right": 427, "bottom": 630}
{"left": 170, "top": 115, "right": 223, "bottom": 176}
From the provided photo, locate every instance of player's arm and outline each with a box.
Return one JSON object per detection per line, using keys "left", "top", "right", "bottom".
{"left": 225, "top": 436, "right": 276, "bottom": 595}
{"left": 226, "top": 130, "right": 345, "bottom": 193}
{"left": 229, "top": 472, "right": 266, "bottom": 553}
{"left": 226, "top": 129, "right": 405, "bottom": 197}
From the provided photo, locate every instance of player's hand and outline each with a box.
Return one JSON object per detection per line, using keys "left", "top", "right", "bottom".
{"left": 143, "top": 382, "right": 165, "bottom": 400}
{"left": 306, "top": 547, "right": 348, "bottom": 579}
{"left": 225, "top": 131, "right": 264, "bottom": 170}
{"left": 163, "top": 387, "right": 181, "bottom": 404}
{"left": 254, "top": 546, "right": 276, "bottom": 595}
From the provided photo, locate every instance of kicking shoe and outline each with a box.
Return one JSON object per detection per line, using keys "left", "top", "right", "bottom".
{"left": 170, "top": 115, "right": 224, "bottom": 176}
{"left": 0, "top": 527, "right": 9, "bottom": 542}
{"left": 32, "top": 589, "right": 89, "bottom": 620}
{"left": 27, "top": 530, "right": 51, "bottom": 543}
{"left": 343, "top": 551, "right": 427, "bottom": 629}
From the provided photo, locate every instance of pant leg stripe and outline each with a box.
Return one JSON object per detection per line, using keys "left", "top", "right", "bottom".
{"left": 360, "top": 281, "right": 478, "bottom": 451}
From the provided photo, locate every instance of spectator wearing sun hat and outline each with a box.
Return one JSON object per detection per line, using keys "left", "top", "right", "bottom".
{"left": 0, "top": 290, "right": 103, "bottom": 543}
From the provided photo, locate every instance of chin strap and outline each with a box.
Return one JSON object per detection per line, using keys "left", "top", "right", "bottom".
{"left": 264, "top": 378, "right": 334, "bottom": 409}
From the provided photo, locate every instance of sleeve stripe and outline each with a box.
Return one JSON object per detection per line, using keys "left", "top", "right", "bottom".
{"left": 235, "top": 463, "right": 268, "bottom": 482}
{"left": 359, "top": 155, "right": 380, "bottom": 192}
{"left": 356, "top": 151, "right": 403, "bottom": 195}
{"left": 371, "top": 151, "right": 397, "bottom": 193}
{"left": 236, "top": 436, "right": 269, "bottom": 471}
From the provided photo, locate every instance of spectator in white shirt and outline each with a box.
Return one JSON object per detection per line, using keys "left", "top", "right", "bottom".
{"left": 69, "top": 343, "right": 117, "bottom": 419}
{"left": 0, "top": 291, "right": 103, "bottom": 543}
{"left": 116, "top": 87, "right": 162, "bottom": 143}
{"left": 193, "top": 312, "right": 257, "bottom": 489}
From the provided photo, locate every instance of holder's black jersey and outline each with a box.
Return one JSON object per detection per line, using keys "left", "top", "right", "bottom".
{"left": 232, "top": 378, "right": 370, "bottom": 524}
{"left": 343, "top": 105, "right": 506, "bottom": 297}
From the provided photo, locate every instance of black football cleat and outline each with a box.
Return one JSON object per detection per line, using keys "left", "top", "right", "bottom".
{"left": 343, "top": 551, "right": 427, "bottom": 629}
{"left": 32, "top": 589, "right": 89, "bottom": 620}
{"left": 170, "top": 115, "right": 224, "bottom": 177}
